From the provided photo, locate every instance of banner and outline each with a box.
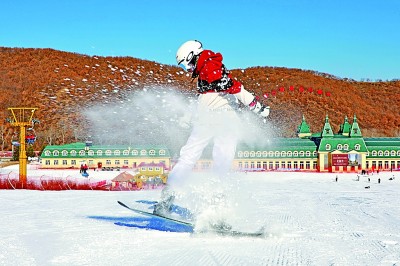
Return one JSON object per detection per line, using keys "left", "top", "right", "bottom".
{"left": 332, "top": 154, "right": 348, "bottom": 166}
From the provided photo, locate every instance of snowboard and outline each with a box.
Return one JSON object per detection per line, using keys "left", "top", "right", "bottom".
{"left": 135, "top": 199, "right": 195, "bottom": 221}
{"left": 117, "top": 200, "right": 265, "bottom": 237}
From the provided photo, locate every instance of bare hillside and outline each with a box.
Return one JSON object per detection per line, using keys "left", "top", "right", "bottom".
{"left": 1, "top": 47, "right": 399, "bottom": 151}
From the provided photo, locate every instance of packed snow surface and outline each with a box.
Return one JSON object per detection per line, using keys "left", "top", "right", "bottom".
{"left": 1, "top": 166, "right": 399, "bottom": 265}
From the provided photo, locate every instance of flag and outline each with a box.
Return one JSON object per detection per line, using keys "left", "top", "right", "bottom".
{"left": 326, "top": 92, "right": 331, "bottom": 97}
{"left": 279, "top": 86, "right": 285, "bottom": 92}
{"left": 317, "top": 89, "right": 323, "bottom": 95}
{"left": 308, "top": 87, "right": 313, "bottom": 93}
{"left": 299, "top": 86, "right": 304, "bottom": 92}
{"left": 289, "top": 85, "right": 294, "bottom": 91}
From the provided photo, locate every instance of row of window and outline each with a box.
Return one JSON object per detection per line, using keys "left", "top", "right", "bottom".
{"left": 237, "top": 150, "right": 317, "bottom": 158}
{"left": 366, "top": 161, "right": 400, "bottom": 169}
{"left": 238, "top": 161, "right": 317, "bottom": 170}
{"left": 140, "top": 167, "right": 162, "bottom": 172}
{"left": 45, "top": 159, "right": 129, "bottom": 166}
{"left": 325, "top": 144, "right": 361, "bottom": 151}
{"left": 44, "top": 159, "right": 168, "bottom": 167}
{"left": 193, "top": 161, "right": 317, "bottom": 171}
{"left": 324, "top": 144, "right": 400, "bottom": 157}
{"left": 368, "top": 150, "right": 400, "bottom": 157}
{"left": 44, "top": 149, "right": 167, "bottom": 157}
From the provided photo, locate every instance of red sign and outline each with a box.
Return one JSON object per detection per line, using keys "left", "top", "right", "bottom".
{"left": 332, "top": 154, "right": 349, "bottom": 166}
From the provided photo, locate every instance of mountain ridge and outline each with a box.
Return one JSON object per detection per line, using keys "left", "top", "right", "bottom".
{"left": 1, "top": 47, "right": 399, "bottom": 151}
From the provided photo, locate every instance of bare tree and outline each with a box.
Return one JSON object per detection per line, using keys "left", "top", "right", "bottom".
{"left": 72, "top": 127, "right": 86, "bottom": 143}
{"left": 57, "top": 118, "right": 71, "bottom": 145}
{"left": 0, "top": 126, "right": 14, "bottom": 151}
{"left": 0, "top": 125, "right": 6, "bottom": 151}
{"left": 38, "top": 125, "right": 58, "bottom": 146}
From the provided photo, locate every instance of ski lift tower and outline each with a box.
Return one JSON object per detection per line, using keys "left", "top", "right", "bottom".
{"left": 7, "top": 107, "right": 38, "bottom": 187}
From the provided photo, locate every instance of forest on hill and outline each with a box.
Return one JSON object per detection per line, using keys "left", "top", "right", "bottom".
{"left": 0, "top": 47, "right": 399, "bottom": 152}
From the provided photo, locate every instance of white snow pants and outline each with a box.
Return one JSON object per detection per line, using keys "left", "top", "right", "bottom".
{"left": 167, "top": 93, "right": 241, "bottom": 189}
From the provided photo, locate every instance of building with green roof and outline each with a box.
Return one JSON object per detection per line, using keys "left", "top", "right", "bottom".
{"left": 41, "top": 142, "right": 171, "bottom": 170}
{"left": 363, "top": 138, "right": 400, "bottom": 170}
{"left": 40, "top": 115, "right": 400, "bottom": 173}
{"left": 227, "top": 114, "right": 400, "bottom": 173}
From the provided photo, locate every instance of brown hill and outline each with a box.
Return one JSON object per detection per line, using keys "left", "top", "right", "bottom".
{"left": 1, "top": 47, "right": 399, "bottom": 151}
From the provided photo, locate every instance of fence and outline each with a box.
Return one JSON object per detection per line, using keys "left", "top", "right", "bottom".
{"left": 0, "top": 171, "right": 110, "bottom": 191}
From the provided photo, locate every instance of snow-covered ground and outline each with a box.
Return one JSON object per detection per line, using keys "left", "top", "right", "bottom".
{"left": 1, "top": 165, "right": 399, "bottom": 265}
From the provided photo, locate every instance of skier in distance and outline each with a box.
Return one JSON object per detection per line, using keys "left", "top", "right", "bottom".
{"left": 154, "top": 40, "right": 270, "bottom": 215}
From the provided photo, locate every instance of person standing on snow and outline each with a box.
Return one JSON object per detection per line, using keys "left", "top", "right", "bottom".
{"left": 154, "top": 40, "right": 270, "bottom": 215}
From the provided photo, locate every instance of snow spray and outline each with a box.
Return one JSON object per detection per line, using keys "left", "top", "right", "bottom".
{"left": 84, "top": 86, "right": 276, "bottom": 230}
{"left": 84, "top": 86, "right": 275, "bottom": 153}
{"left": 83, "top": 86, "right": 194, "bottom": 155}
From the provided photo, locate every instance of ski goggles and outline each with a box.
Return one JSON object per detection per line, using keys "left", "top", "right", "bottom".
{"left": 178, "top": 62, "right": 195, "bottom": 72}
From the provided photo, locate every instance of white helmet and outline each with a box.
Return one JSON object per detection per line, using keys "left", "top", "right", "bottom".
{"left": 176, "top": 40, "right": 203, "bottom": 72}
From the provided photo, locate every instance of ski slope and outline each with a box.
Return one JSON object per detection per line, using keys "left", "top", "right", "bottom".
{"left": 0, "top": 167, "right": 399, "bottom": 265}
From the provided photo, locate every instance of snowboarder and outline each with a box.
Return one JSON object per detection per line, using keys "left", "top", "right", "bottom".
{"left": 154, "top": 40, "right": 270, "bottom": 215}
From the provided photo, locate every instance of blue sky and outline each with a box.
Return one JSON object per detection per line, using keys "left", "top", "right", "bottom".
{"left": 1, "top": 0, "right": 399, "bottom": 80}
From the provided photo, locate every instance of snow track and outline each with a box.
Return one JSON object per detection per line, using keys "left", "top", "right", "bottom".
{"left": 1, "top": 171, "right": 399, "bottom": 265}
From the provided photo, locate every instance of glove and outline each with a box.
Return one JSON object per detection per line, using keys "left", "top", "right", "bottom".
{"left": 249, "top": 97, "right": 270, "bottom": 118}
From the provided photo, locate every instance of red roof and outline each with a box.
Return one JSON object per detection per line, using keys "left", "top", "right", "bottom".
{"left": 111, "top": 172, "right": 136, "bottom": 182}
